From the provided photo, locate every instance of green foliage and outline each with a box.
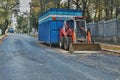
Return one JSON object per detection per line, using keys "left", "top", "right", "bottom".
{"left": 17, "top": 16, "right": 28, "bottom": 33}
{"left": 0, "top": 0, "right": 16, "bottom": 28}
{"left": 29, "top": 0, "right": 61, "bottom": 30}
{"left": 61, "top": 0, "right": 120, "bottom": 22}
{"left": 21, "top": 0, "right": 120, "bottom": 31}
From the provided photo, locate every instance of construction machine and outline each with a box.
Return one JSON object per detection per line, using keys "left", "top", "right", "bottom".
{"left": 59, "top": 17, "right": 101, "bottom": 53}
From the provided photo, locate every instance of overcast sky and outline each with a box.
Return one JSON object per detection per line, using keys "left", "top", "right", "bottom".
{"left": 19, "top": 0, "right": 31, "bottom": 13}
{"left": 60, "top": 0, "right": 67, "bottom": 4}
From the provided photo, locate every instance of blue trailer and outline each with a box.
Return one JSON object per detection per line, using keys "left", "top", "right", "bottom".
{"left": 38, "top": 8, "right": 82, "bottom": 44}
{"left": 38, "top": 8, "right": 101, "bottom": 51}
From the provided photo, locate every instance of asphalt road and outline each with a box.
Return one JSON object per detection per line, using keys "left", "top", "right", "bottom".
{"left": 0, "top": 33, "right": 120, "bottom": 80}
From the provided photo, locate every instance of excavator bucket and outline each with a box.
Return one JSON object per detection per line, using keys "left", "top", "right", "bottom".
{"left": 69, "top": 43, "right": 102, "bottom": 53}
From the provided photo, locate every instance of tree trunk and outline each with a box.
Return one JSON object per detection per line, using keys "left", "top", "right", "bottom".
{"left": 2, "top": 20, "right": 8, "bottom": 34}
{"left": 76, "top": 0, "right": 79, "bottom": 10}
{"left": 82, "top": 1, "right": 86, "bottom": 16}
{"left": 68, "top": 0, "right": 70, "bottom": 9}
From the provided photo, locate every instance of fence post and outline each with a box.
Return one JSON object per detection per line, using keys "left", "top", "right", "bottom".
{"left": 103, "top": 21, "right": 105, "bottom": 39}
{"left": 116, "top": 19, "right": 118, "bottom": 43}
{"left": 116, "top": 19, "right": 118, "bottom": 37}
{"left": 95, "top": 22, "right": 98, "bottom": 37}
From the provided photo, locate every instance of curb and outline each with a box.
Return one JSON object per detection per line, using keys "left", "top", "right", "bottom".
{"left": 100, "top": 43, "right": 120, "bottom": 56}
{"left": 102, "top": 48, "right": 120, "bottom": 53}
{"left": 102, "top": 49, "right": 120, "bottom": 56}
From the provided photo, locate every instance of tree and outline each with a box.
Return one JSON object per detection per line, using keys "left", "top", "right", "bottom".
{"left": 28, "top": 0, "right": 120, "bottom": 26}
{"left": 29, "top": 0, "right": 61, "bottom": 30}
{"left": 0, "top": 0, "right": 17, "bottom": 34}
{"left": 61, "top": 0, "right": 92, "bottom": 22}
{"left": 17, "top": 15, "right": 28, "bottom": 33}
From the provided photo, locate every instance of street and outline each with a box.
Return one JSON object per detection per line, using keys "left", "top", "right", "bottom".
{"left": 0, "top": 33, "right": 120, "bottom": 80}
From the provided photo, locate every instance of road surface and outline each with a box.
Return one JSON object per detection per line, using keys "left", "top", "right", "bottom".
{"left": 0, "top": 33, "right": 120, "bottom": 80}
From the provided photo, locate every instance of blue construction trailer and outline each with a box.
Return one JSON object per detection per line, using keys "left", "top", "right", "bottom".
{"left": 38, "top": 8, "right": 82, "bottom": 45}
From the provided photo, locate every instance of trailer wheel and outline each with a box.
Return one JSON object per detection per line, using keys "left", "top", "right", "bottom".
{"left": 64, "top": 36, "right": 72, "bottom": 51}
{"left": 59, "top": 37, "right": 64, "bottom": 49}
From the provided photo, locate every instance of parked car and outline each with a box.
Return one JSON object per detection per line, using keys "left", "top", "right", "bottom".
{"left": 9, "top": 28, "right": 14, "bottom": 33}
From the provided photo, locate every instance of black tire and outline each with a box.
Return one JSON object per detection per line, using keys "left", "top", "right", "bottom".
{"left": 59, "top": 37, "right": 64, "bottom": 49}
{"left": 64, "top": 36, "right": 72, "bottom": 51}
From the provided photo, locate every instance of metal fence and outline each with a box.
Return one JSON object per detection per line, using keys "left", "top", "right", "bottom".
{"left": 87, "top": 19, "right": 120, "bottom": 43}
{"left": 87, "top": 19, "right": 120, "bottom": 37}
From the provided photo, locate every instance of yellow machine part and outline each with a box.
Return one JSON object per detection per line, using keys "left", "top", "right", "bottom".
{"left": 69, "top": 43, "right": 102, "bottom": 53}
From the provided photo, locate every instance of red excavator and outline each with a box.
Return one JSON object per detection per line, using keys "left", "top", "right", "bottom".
{"left": 59, "top": 17, "right": 101, "bottom": 53}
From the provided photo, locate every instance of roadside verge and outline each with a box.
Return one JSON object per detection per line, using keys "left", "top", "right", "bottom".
{"left": 0, "top": 34, "right": 7, "bottom": 43}
{"left": 101, "top": 43, "right": 120, "bottom": 56}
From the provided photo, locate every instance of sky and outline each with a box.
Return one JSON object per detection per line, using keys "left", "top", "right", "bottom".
{"left": 19, "top": 0, "right": 66, "bottom": 13}
{"left": 60, "top": 0, "right": 67, "bottom": 4}
{"left": 19, "top": 0, "right": 31, "bottom": 13}
{"left": 11, "top": 0, "right": 31, "bottom": 29}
